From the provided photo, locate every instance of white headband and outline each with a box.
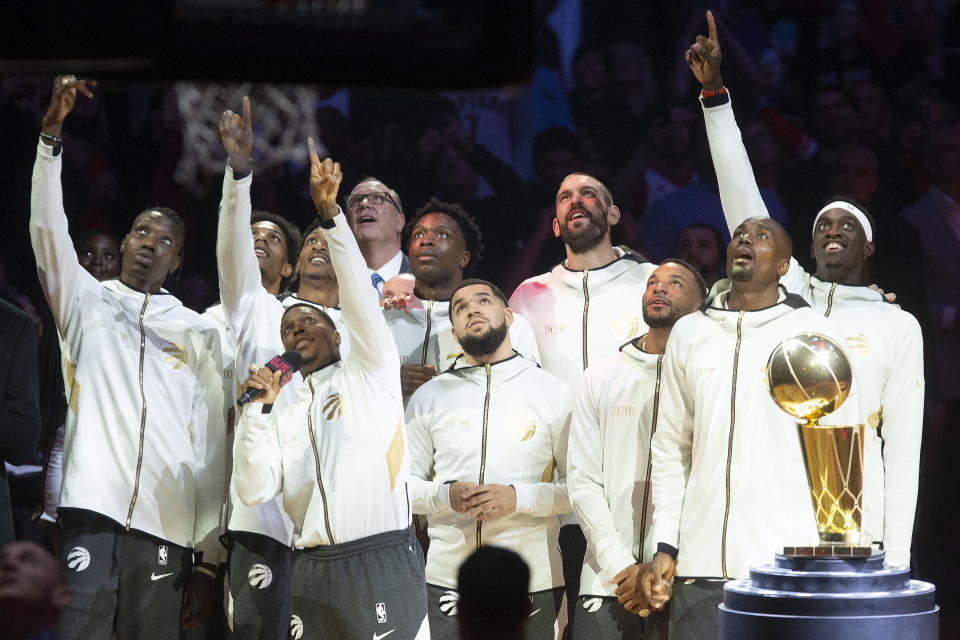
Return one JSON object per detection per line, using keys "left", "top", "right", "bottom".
{"left": 812, "top": 201, "right": 873, "bottom": 242}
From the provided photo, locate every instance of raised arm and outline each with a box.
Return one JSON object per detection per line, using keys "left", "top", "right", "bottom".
{"left": 687, "top": 11, "right": 769, "bottom": 233}
{"left": 216, "top": 97, "right": 265, "bottom": 331}
{"left": 568, "top": 370, "right": 637, "bottom": 583}
{"left": 307, "top": 139, "right": 400, "bottom": 375}
{"left": 29, "top": 76, "right": 98, "bottom": 333}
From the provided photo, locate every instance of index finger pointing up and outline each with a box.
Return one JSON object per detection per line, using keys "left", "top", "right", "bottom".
{"left": 307, "top": 137, "right": 321, "bottom": 167}
{"left": 706, "top": 9, "right": 718, "bottom": 43}
{"left": 241, "top": 96, "right": 252, "bottom": 129}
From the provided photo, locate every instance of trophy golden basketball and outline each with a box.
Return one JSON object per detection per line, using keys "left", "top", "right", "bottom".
{"left": 766, "top": 333, "right": 872, "bottom": 556}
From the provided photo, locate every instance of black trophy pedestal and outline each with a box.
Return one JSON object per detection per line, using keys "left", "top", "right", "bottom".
{"left": 719, "top": 553, "right": 938, "bottom": 639}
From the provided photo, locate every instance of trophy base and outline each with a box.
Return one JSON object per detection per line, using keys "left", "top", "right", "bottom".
{"left": 782, "top": 543, "right": 879, "bottom": 558}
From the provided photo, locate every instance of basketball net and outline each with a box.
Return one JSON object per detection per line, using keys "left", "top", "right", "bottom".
{"left": 174, "top": 82, "right": 326, "bottom": 195}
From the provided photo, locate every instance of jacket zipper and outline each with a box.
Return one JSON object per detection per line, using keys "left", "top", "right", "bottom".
{"left": 581, "top": 271, "right": 590, "bottom": 370}
{"left": 126, "top": 293, "right": 151, "bottom": 529}
{"left": 476, "top": 363, "right": 492, "bottom": 548}
{"left": 720, "top": 311, "right": 745, "bottom": 579}
{"left": 306, "top": 376, "right": 336, "bottom": 544}
{"left": 638, "top": 351, "right": 663, "bottom": 562}
{"left": 824, "top": 282, "right": 838, "bottom": 317}
{"left": 421, "top": 300, "right": 435, "bottom": 365}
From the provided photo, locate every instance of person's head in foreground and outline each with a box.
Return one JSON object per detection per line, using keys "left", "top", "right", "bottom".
{"left": 457, "top": 546, "right": 530, "bottom": 640}
{"left": 0, "top": 541, "right": 71, "bottom": 639}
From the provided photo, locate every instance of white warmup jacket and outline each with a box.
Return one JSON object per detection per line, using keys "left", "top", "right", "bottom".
{"left": 30, "top": 141, "right": 226, "bottom": 563}
{"left": 651, "top": 290, "right": 864, "bottom": 579}
{"left": 702, "top": 92, "right": 924, "bottom": 565}
{"left": 509, "top": 250, "right": 656, "bottom": 386}
{"left": 216, "top": 166, "right": 350, "bottom": 544}
{"left": 405, "top": 354, "right": 571, "bottom": 592}
{"left": 569, "top": 339, "right": 661, "bottom": 597}
{"left": 233, "top": 214, "right": 409, "bottom": 547}
{"left": 385, "top": 299, "right": 540, "bottom": 373}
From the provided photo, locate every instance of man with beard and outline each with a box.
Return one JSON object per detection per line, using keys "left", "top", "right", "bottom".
{"left": 385, "top": 198, "right": 539, "bottom": 400}
{"left": 405, "top": 279, "right": 572, "bottom": 640}
{"left": 687, "top": 10, "right": 923, "bottom": 568}
{"left": 215, "top": 99, "right": 353, "bottom": 639}
{"left": 640, "top": 217, "right": 862, "bottom": 639}
{"left": 233, "top": 153, "right": 428, "bottom": 639}
{"left": 344, "top": 177, "right": 411, "bottom": 297}
{"left": 675, "top": 223, "right": 724, "bottom": 289}
{"left": 31, "top": 76, "right": 225, "bottom": 639}
{"left": 568, "top": 259, "right": 705, "bottom": 639}
{"left": 509, "top": 172, "right": 655, "bottom": 627}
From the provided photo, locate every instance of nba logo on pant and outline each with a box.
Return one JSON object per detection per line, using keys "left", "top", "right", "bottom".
{"left": 158, "top": 545, "right": 168, "bottom": 566}
{"left": 376, "top": 602, "right": 387, "bottom": 623}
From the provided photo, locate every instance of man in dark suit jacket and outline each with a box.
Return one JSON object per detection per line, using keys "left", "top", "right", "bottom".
{"left": 0, "top": 297, "right": 41, "bottom": 546}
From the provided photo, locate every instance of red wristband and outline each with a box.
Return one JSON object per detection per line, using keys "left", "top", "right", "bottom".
{"left": 700, "top": 87, "right": 727, "bottom": 98}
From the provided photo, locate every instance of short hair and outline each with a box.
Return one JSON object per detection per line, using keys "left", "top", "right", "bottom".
{"left": 658, "top": 257, "right": 708, "bottom": 301}
{"left": 450, "top": 278, "right": 509, "bottom": 308}
{"left": 679, "top": 222, "right": 724, "bottom": 254}
{"left": 819, "top": 195, "right": 877, "bottom": 240}
{"left": 457, "top": 546, "right": 530, "bottom": 635}
{"left": 73, "top": 229, "right": 118, "bottom": 251}
{"left": 348, "top": 176, "right": 404, "bottom": 215}
{"left": 139, "top": 206, "right": 185, "bottom": 251}
{"left": 281, "top": 303, "right": 337, "bottom": 331}
{"left": 405, "top": 198, "right": 484, "bottom": 277}
{"left": 252, "top": 210, "right": 303, "bottom": 268}
{"left": 561, "top": 172, "right": 614, "bottom": 208}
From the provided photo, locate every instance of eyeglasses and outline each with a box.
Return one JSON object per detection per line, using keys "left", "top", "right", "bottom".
{"left": 346, "top": 191, "right": 400, "bottom": 211}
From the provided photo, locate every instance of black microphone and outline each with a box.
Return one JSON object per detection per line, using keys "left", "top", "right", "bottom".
{"left": 237, "top": 350, "right": 304, "bottom": 407}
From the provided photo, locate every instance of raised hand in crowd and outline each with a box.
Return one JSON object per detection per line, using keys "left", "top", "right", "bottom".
{"left": 307, "top": 136, "right": 343, "bottom": 221}
{"left": 41, "top": 75, "right": 96, "bottom": 143}
{"left": 219, "top": 95, "right": 253, "bottom": 175}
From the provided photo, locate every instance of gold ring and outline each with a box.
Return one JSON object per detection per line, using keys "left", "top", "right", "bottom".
{"left": 248, "top": 363, "right": 261, "bottom": 374}
{"left": 61, "top": 75, "right": 76, "bottom": 85}
{"left": 638, "top": 609, "right": 651, "bottom": 617}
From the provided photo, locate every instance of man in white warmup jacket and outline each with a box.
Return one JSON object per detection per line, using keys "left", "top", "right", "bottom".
{"left": 31, "top": 76, "right": 225, "bottom": 640}
{"left": 641, "top": 215, "right": 864, "bottom": 639}
{"left": 214, "top": 99, "right": 358, "bottom": 639}
{"left": 385, "top": 198, "right": 539, "bottom": 400}
{"left": 509, "top": 172, "right": 656, "bottom": 626}
{"left": 406, "top": 279, "right": 572, "bottom": 640}
{"left": 689, "top": 11, "right": 923, "bottom": 568}
{"left": 233, "top": 148, "right": 428, "bottom": 640}
{"left": 568, "top": 259, "right": 706, "bottom": 639}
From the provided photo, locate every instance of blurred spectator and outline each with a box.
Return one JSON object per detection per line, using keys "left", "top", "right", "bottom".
{"left": 898, "top": 123, "right": 960, "bottom": 401}
{"left": 568, "top": 44, "right": 641, "bottom": 172}
{"left": 885, "top": 0, "right": 947, "bottom": 102}
{"left": 0, "top": 298, "right": 41, "bottom": 546}
{"left": 616, "top": 104, "right": 700, "bottom": 219}
{"left": 457, "top": 546, "right": 530, "bottom": 640}
{"left": 676, "top": 222, "right": 725, "bottom": 289}
{"left": 0, "top": 541, "right": 70, "bottom": 640}
{"left": 809, "top": 0, "right": 877, "bottom": 89}
{"left": 606, "top": 40, "right": 659, "bottom": 118}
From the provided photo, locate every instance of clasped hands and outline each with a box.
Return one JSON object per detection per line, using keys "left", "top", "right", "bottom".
{"left": 448, "top": 481, "right": 516, "bottom": 521}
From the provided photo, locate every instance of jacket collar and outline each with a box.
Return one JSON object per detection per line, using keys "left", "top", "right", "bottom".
{"left": 549, "top": 248, "right": 649, "bottom": 293}
{"left": 619, "top": 335, "right": 663, "bottom": 368}
{"left": 806, "top": 275, "right": 885, "bottom": 308}
{"left": 702, "top": 284, "right": 809, "bottom": 332}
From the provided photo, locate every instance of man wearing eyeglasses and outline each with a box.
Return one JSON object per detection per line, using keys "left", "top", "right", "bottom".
{"left": 344, "top": 179, "right": 412, "bottom": 298}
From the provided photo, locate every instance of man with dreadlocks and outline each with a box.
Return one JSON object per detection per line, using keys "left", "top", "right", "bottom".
{"left": 30, "top": 76, "right": 226, "bottom": 640}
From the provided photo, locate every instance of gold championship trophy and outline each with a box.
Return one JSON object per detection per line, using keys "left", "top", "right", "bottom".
{"left": 766, "top": 333, "right": 875, "bottom": 556}
{"left": 718, "top": 334, "right": 938, "bottom": 638}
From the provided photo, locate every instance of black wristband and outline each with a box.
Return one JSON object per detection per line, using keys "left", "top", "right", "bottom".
{"left": 40, "top": 131, "right": 63, "bottom": 145}
{"left": 657, "top": 542, "right": 679, "bottom": 560}
{"left": 699, "top": 87, "right": 730, "bottom": 109}
{"left": 317, "top": 216, "right": 336, "bottom": 230}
